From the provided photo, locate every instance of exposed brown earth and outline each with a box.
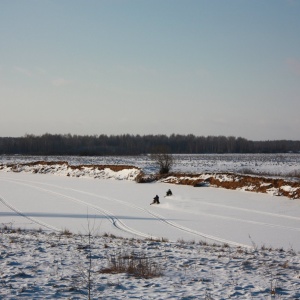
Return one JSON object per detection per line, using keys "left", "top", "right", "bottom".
{"left": 0, "top": 161, "right": 139, "bottom": 173}
{"left": 159, "top": 172, "right": 300, "bottom": 200}
{"left": 1, "top": 162, "right": 299, "bottom": 200}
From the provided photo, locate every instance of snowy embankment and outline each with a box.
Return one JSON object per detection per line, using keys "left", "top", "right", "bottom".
{"left": 160, "top": 173, "right": 300, "bottom": 200}
{"left": 2, "top": 161, "right": 300, "bottom": 199}
{"left": 0, "top": 161, "right": 140, "bottom": 181}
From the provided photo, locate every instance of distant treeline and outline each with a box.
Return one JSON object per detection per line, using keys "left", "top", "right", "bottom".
{"left": 0, "top": 134, "right": 300, "bottom": 155}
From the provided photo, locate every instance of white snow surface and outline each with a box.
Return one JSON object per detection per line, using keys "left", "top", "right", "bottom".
{"left": 1, "top": 154, "right": 300, "bottom": 299}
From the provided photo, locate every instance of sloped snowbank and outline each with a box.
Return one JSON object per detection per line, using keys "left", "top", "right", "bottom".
{"left": 1, "top": 161, "right": 300, "bottom": 199}
{"left": 0, "top": 161, "right": 140, "bottom": 181}
{"left": 160, "top": 173, "right": 300, "bottom": 200}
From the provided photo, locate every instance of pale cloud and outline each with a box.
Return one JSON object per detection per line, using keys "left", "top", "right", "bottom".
{"left": 286, "top": 58, "right": 300, "bottom": 76}
{"left": 35, "top": 67, "right": 47, "bottom": 75}
{"left": 52, "top": 78, "right": 72, "bottom": 86}
{"left": 13, "top": 66, "right": 32, "bottom": 77}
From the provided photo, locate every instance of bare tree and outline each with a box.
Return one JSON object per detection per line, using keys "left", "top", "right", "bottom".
{"left": 150, "top": 147, "right": 174, "bottom": 175}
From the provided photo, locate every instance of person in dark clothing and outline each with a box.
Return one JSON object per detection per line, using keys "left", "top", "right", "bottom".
{"left": 166, "top": 189, "right": 172, "bottom": 196}
{"left": 151, "top": 195, "right": 160, "bottom": 205}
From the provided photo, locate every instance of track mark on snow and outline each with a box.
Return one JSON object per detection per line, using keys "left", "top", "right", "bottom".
{"left": 0, "top": 178, "right": 156, "bottom": 239}
{"left": 3, "top": 176, "right": 299, "bottom": 248}
{"left": 0, "top": 195, "right": 60, "bottom": 232}
{"left": 189, "top": 199, "right": 300, "bottom": 222}
{"left": 59, "top": 188, "right": 252, "bottom": 248}
{"left": 64, "top": 187, "right": 300, "bottom": 247}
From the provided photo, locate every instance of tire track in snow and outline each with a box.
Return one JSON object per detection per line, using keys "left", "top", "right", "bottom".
{"left": 145, "top": 209, "right": 252, "bottom": 248}
{"left": 3, "top": 176, "right": 299, "bottom": 248}
{"left": 188, "top": 199, "right": 300, "bottom": 222}
{"left": 2, "top": 176, "right": 242, "bottom": 246}
{"left": 5, "top": 175, "right": 300, "bottom": 222}
{"left": 171, "top": 209, "right": 300, "bottom": 232}
{"left": 57, "top": 188, "right": 252, "bottom": 248}
{"left": 63, "top": 188, "right": 300, "bottom": 247}
{"left": 0, "top": 194, "right": 60, "bottom": 232}
{"left": 0, "top": 178, "right": 156, "bottom": 239}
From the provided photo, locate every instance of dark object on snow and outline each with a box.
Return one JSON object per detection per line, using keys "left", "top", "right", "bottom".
{"left": 151, "top": 195, "right": 160, "bottom": 205}
{"left": 194, "top": 179, "right": 210, "bottom": 187}
{"left": 166, "top": 189, "right": 172, "bottom": 196}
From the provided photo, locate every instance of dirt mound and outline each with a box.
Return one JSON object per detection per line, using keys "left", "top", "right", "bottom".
{"left": 1, "top": 161, "right": 139, "bottom": 173}
{"left": 160, "top": 172, "right": 300, "bottom": 200}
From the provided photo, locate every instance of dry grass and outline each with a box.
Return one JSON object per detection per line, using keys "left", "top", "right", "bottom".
{"left": 101, "top": 251, "right": 163, "bottom": 278}
{"left": 60, "top": 228, "right": 73, "bottom": 237}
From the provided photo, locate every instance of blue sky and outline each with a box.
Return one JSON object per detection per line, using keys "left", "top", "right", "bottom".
{"left": 1, "top": 0, "right": 299, "bottom": 140}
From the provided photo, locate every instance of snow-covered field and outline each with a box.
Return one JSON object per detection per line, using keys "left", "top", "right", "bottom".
{"left": 1, "top": 154, "right": 300, "bottom": 299}
{"left": 2, "top": 153, "right": 300, "bottom": 176}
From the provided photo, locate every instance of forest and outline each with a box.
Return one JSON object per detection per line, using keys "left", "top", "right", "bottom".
{"left": 0, "top": 134, "right": 300, "bottom": 155}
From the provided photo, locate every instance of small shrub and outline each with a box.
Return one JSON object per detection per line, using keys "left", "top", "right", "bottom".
{"left": 281, "top": 260, "right": 289, "bottom": 269}
{"left": 177, "top": 238, "right": 186, "bottom": 244}
{"left": 61, "top": 228, "right": 72, "bottom": 236}
{"left": 135, "top": 172, "right": 157, "bottom": 183}
{"left": 101, "top": 251, "right": 163, "bottom": 278}
{"left": 199, "top": 240, "right": 208, "bottom": 246}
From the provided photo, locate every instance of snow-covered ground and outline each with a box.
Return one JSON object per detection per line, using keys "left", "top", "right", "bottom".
{"left": 1, "top": 155, "right": 300, "bottom": 299}
{"left": 2, "top": 172, "right": 300, "bottom": 249}
{"left": 1, "top": 227, "right": 300, "bottom": 299}
{"left": 2, "top": 153, "right": 300, "bottom": 175}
